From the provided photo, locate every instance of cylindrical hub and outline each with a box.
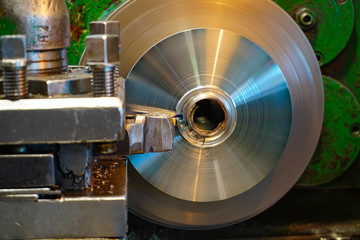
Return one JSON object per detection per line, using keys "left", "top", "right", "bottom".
{"left": 26, "top": 49, "right": 68, "bottom": 76}
{"left": 0, "top": 0, "right": 71, "bottom": 75}
{"left": 176, "top": 86, "right": 237, "bottom": 148}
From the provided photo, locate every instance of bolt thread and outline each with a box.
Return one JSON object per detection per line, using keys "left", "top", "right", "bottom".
{"left": 114, "top": 64, "right": 120, "bottom": 92}
{"left": 92, "top": 66, "right": 115, "bottom": 97}
{"left": 3, "top": 66, "right": 28, "bottom": 100}
{"left": 114, "top": 64, "right": 120, "bottom": 80}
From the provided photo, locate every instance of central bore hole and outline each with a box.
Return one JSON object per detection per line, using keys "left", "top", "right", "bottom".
{"left": 302, "top": 14, "right": 312, "bottom": 24}
{"left": 192, "top": 99, "right": 225, "bottom": 131}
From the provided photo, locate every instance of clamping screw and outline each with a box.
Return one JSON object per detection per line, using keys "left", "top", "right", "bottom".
{"left": 86, "top": 33, "right": 120, "bottom": 154}
{"left": 86, "top": 34, "right": 120, "bottom": 97}
{"left": 90, "top": 21, "right": 121, "bottom": 88}
{"left": 0, "top": 35, "right": 28, "bottom": 100}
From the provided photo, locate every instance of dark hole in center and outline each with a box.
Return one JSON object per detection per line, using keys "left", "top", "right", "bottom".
{"left": 193, "top": 99, "right": 225, "bottom": 131}
{"left": 303, "top": 15, "right": 312, "bottom": 23}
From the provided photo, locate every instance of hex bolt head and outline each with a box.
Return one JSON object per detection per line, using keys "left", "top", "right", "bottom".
{"left": 1, "top": 35, "right": 27, "bottom": 68}
{"left": 90, "top": 21, "right": 120, "bottom": 41}
{"left": 90, "top": 20, "right": 122, "bottom": 57}
{"left": 295, "top": 8, "right": 316, "bottom": 30}
{"left": 86, "top": 34, "right": 120, "bottom": 65}
{"left": 90, "top": 21, "right": 122, "bottom": 81}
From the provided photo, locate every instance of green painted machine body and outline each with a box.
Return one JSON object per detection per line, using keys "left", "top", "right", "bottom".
{"left": 0, "top": 8, "right": 17, "bottom": 35}
{"left": 275, "top": 0, "right": 355, "bottom": 66}
{"left": 297, "top": 76, "right": 360, "bottom": 186}
{"left": 275, "top": 0, "right": 360, "bottom": 186}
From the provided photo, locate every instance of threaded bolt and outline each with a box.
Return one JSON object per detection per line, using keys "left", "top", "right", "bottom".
{"left": 114, "top": 64, "right": 120, "bottom": 82}
{"left": 92, "top": 65, "right": 116, "bottom": 97}
{"left": 89, "top": 21, "right": 121, "bottom": 89}
{"left": 1, "top": 35, "right": 28, "bottom": 100}
{"left": 3, "top": 66, "right": 28, "bottom": 99}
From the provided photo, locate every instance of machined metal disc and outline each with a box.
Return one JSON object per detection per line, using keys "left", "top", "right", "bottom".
{"left": 81, "top": 0, "right": 323, "bottom": 229}
{"left": 127, "top": 29, "right": 292, "bottom": 203}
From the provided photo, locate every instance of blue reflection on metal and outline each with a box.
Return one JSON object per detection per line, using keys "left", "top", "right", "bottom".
{"left": 230, "top": 61, "right": 288, "bottom": 107}
{"left": 130, "top": 135, "right": 183, "bottom": 173}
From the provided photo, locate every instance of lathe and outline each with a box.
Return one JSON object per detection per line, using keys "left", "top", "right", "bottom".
{"left": 0, "top": 0, "right": 359, "bottom": 239}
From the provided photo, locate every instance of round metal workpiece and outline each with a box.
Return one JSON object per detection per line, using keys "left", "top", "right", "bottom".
{"left": 83, "top": 0, "right": 324, "bottom": 228}
{"left": 126, "top": 29, "right": 293, "bottom": 204}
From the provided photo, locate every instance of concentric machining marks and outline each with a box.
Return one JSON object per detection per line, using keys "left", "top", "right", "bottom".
{"left": 81, "top": 0, "right": 323, "bottom": 228}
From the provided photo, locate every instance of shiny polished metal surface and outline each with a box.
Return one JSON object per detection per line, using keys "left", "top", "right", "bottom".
{"left": 81, "top": 0, "right": 324, "bottom": 228}
{"left": 128, "top": 29, "right": 292, "bottom": 203}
